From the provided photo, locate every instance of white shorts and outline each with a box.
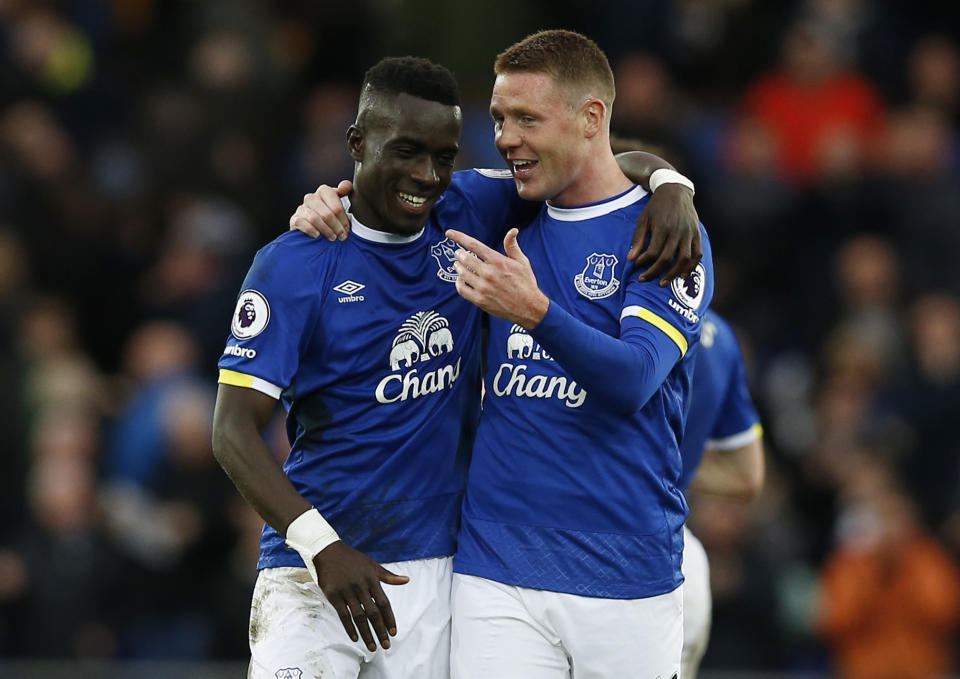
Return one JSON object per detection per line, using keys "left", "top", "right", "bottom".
{"left": 681, "top": 526, "right": 712, "bottom": 679}
{"left": 248, "top": 556, "right": 452, "bottom": 679}
{"left": 451, "top": 573, "right": 683, "bottom": 679}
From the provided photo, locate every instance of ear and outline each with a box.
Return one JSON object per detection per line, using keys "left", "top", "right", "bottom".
{"left": 347, "top": 125, "right": 364, "bottom": 161}
{"left": 582, "top": 99, "right": 606, "bottom": 140}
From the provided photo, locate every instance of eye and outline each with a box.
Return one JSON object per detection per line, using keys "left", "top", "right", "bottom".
{"left": 393, "top": 147, "right": 415, "bottom": 158}
{"left": 491, "top": 115, "right": 504, "bottom": 131}
{"left": 437, "top": 153, "right": 457, "bottom": 168}
{"left": 520, "top": 115, "right": 536, "bottom": 125}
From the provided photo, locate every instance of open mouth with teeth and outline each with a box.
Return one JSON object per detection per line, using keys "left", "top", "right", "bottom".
{"left": 397, "top": 191, "right": 431, "bottom": 212}
{"left": 511, "top": 159, "right": 539, "bottom": 181}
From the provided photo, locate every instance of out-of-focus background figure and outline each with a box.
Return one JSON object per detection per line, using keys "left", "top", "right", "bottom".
{"left": 1, "top": 1, "right": 959, "bottom": 676}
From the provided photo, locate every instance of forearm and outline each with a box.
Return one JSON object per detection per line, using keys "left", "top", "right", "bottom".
{"left": 615, "top": 151, "right": 675, "bottom": 190}
{"left": 212, "top": 390, "right": 311, "bottom": 534}
{"left": 529, "top": 301, "right": 677, "bottom": 414}
{"left": 689, "top": 438, "right": 765, "bottom": 501}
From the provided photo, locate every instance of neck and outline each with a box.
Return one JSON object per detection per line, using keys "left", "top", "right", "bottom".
{"left": 550, "top": 145, "right": 633, "bottom": 207}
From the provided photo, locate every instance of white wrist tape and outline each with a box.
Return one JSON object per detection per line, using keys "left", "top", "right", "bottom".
{"left": 649, "top": 168, "right": 695, "bottom": 195}
{"left": 285, "top": 508, "right": 340, "bottom": 586}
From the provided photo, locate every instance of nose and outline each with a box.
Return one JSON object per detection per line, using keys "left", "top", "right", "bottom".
{"left": 411, "top": 157, "right": 439, "bottom": 186}
{"left": 496, "top": 120, "right": 521, "bottom": 153}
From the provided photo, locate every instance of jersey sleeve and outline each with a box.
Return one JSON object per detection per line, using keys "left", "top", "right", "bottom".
{"left": 217, "top": 236, "right": 322, "bottom": 400}
{"left": 437, "top": 169, "right": 541, "bottom": 247}
{"left": 620, "top": 242, "right": 712, "bottom": 364}
{"left": 708, "top": 334, "right": 762, "bottom": 450}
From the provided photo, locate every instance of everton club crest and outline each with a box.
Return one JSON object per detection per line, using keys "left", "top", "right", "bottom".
{"left": 430, "top": 237, "right": 462, "bottom": 283}
{"left": 574, "top": 253, "right": 620, "bottom": 300}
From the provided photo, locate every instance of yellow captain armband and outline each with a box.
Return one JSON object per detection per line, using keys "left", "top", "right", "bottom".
{"left": 218, "top": 369, "right": 282, "bottom": 399}
{"left": 620, "top": 306, "right": 688, "bottom": 356}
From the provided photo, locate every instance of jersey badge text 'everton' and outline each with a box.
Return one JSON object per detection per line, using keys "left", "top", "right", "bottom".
{"left": 574, "top": 253, "right": 620, "bottom": 300}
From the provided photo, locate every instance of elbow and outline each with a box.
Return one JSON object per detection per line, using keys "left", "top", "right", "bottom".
{"left": 738, "top": 440, "right": 766, "bottom": 502}
{"left": 605, "top": 385, "right": 649, "bottom": 416}
{"left": 211, "top": 417, "right": 240, "bottom": 470}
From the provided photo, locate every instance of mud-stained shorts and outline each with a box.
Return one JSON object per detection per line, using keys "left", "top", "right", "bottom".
{"left": 248, "top": 557, "right": 452, "bottom": 679}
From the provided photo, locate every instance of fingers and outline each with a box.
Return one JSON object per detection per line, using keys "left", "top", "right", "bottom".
{"left": 332, "top": 598, "right": 360, "bottom": 645}
{"left": 376, "top": 565, "right": 410, "bottom": 586}
{"left": 289, "top": 213, "right": 321, "bottom": 239}
{"left": 335, "top": 179, "right": 354, "bottom": 196}
{"left": 659, "top": 238, "right": 693, "bottom": 285}
{"left": 345, "top": 590, "right": 378, "bottom": 652}
{"left": 502, "top": 228, "right": 527, "bottom": 264}
{"left": 637, "top": 234, "right": 680, "bottom": 284}
{"left": 633, "top": 223, "right": 668, "bottom": 268}
{"left": 445, "top": 229, "right": 496, "bottom": 261}
{"left": 371, "top": 583, "right": 399, "bottom": 638}
{"left": 627, "top": 215, "right": 650, "bottom": 261}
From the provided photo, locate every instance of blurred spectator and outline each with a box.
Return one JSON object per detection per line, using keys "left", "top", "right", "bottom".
{"left": 691, "top": 493, "right": 783, "bottom": 669}
{"left": 741, "top": 19, "right": 884, "bottom": 184}
{"left": 105, "top": 320, "right": 200, "bottom": 488}
{"left": 889, "top": 294, "right": 960, "bottom": 528}
{"left": 907, "top": 34, "right": 960, "bottom": 121}
{"left": 818, "top": 460, "right": 960, "bottom": 679}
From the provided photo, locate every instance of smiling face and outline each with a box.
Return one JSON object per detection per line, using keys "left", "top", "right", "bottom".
{"left": 490, "top": 71, "right": 589, "bottom": 205}
{"left": 349, "top": 92, "right": 462, "bottom": 235}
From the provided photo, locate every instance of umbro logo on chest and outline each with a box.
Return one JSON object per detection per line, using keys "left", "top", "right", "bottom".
{"left": 333, "top": 280, "right": 365, "bottom": 303}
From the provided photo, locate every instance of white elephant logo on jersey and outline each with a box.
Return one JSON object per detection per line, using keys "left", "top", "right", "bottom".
{"left": 389, "top": 311, "right": 454, "bottom": 370}
{"left": 274, "top": 670, "right": 302, "bottom": 679}
{"left": 506, "top": 324, "right": 551, "bottom": 360}
{"left": 574, "top": 253, "right": 620, "bottom": 300}
{"left": 507, "top": 329, "right": 533, "bottom": 358}
{"left": 377, "top": 310, "right": 462, "bottom": 404}
{"left": 430, "top": 238, "right": 463, "bottom": 282}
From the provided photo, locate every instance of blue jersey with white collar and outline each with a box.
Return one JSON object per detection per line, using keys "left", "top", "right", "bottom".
{"left": 454, "top": 185, "right": 714, "bottom": 599}
{"left": 218, "top": 169, "right": 534, "bottom": 568}
{"left": 680, "top": 311, "right": 762, "bottom": 491}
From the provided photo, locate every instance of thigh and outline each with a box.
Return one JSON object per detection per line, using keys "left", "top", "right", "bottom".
{"left": 681, "top": 527, "right": 712, "bottom": 679}
{"left": 364, "top": 557, "right": 453, "bottom": 679}
{"left": 248, "top": 567, "right": 365, "bottom": 679}
{"left": 451, "top": 574, "right": 569, "bottom": 679}
{"left": 553, "top": 586, "right": 683, "bottom": 679}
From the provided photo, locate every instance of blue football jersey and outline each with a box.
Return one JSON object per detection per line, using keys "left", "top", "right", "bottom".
{"left": 454, "top": 185, "right": 715, "bottom": 599}
{"left": 679, "top": 310, "right": 762, "bottom": 491}
{"left": 218, "top": 169, "right": 534, "bottom": 568}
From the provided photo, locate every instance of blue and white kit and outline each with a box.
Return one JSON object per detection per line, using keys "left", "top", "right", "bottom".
{"left": 454, "top": 184, "right": 715, "bottom": 599}
{"left": 680, "top": 310, "right": 762, "bottom": 490}
{"left": 217, "top": 169, "right": 534, "bottom": 569}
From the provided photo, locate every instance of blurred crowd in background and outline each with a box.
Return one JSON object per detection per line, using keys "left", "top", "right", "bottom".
{"left": 1, "top": 0, "right": 960, "bottom": 676}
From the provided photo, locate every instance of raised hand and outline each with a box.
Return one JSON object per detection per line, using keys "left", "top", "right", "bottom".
{"left": 446, "top": 228, "right": 549, "bottom": 330}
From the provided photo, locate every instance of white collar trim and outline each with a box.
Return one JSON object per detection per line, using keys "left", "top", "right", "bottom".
{"left": 546, "top": 185, "right": 648, "bottom": 222}
{"left": 343, "top": 196, "right": 425, "bottom": 244}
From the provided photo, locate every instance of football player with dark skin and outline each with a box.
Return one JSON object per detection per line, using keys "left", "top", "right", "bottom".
{"left": 215, "top": 59, "right": 701, "bottom": 656}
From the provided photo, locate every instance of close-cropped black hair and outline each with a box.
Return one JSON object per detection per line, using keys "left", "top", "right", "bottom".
{"left": 360, "top": 56, "right": 460, "bottom": 108}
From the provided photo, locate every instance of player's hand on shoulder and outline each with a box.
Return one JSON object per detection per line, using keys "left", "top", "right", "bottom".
{"left": 630, "top": 183, "right": 703, "bottom": 286}
{"left": 289, "top": 180, "right": 353, "bottom": 241}
{"left": 313, "top": 540, "right": 409, "bottom": 652}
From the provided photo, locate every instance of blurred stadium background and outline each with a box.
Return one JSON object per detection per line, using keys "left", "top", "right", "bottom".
{"left": 2, "top": 0, "right": 960, "bottom": 677}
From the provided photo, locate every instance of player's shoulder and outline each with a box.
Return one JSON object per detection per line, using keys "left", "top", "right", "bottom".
{"left": 247, "top": 230, "right": 341, "bottom": 287}
{"left": 257, "top": 230, "right": 341, "bottom": 264}
{"left": 701, "top": 310, "right": 740, "bottom": 356}
{"left": 437, "top": 168, "right": 513, "bottom": 204}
